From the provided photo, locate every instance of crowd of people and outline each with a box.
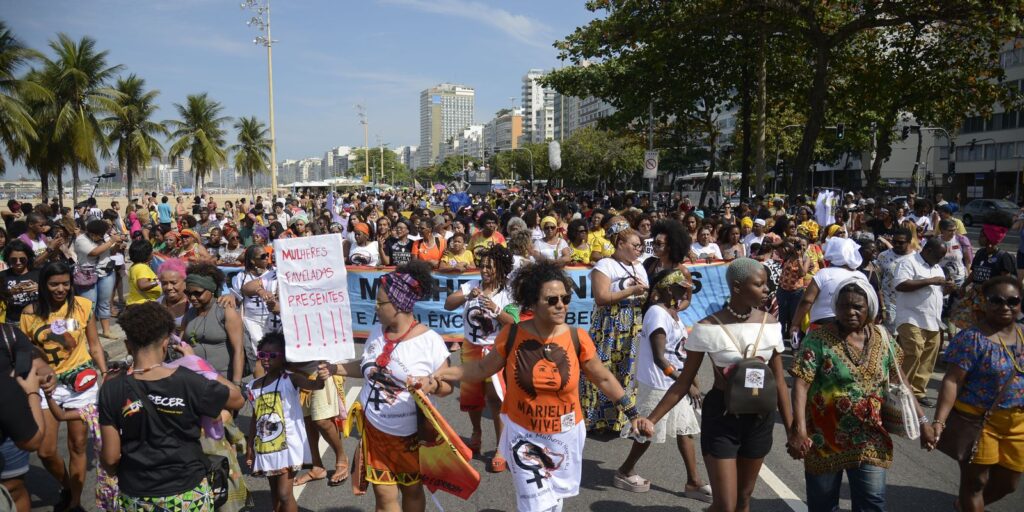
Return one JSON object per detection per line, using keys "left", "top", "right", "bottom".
{"left": 0, "top": 186, "right": 1021, "bottom": 512}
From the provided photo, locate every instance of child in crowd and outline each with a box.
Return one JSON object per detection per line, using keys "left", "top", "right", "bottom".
{"left": 246, "top": 333, "right": 325, "bottom": 512}
{"left": 126, "top": 240, "right": 161, "bottom": 305}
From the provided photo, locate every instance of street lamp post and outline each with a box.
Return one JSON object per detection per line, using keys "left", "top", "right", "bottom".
{"left": 356, "top": 105, "right": 369, "bottom": 184}
{"left": 509, "top": 147, "right": 534, "bottom": 188}
{"left": 242, "top": 0, "right": 278, "bottom": 197}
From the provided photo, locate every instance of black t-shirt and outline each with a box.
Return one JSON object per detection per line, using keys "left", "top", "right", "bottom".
{"left": 969, "top": 248, "right": 1016, "bottom": 285}
{"left": 0, "top": 269, "right": 39, "bottom": 323}
{"left": 0, "top": 324, "right": 35, "bottom": 378}
{"left": 385, "top": 237, "right": 414, "bottom": 266}
{"left": 867, "top": 219, "right": 895, "bottom": 239}
{"left": 0, "top": 374, "right": 38, "bottom": 475}
{"left": 98, "top": 367, "right": 229, "bottom": 496}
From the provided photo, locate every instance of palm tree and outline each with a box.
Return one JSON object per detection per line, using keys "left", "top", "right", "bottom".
{"left": 230, "top": 116, "right": 271, "bottom": 195}
{"left": 0, "top": 21, "right": 46, "bottom": 174}
{"left": 42, "top": 33, "right": 121, "bottom": 205}
{"left": 104, "top": 74, "right": 167, "bottom": 201}
{"left": 20, "top": 69, "right": 62, "bottom": 201}
{"left": 167, "top": 93, "right": 229, "bottom": 192}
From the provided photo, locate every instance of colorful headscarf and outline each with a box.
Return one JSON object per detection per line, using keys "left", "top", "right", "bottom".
{"left": 655, "top": 269, "right": 688, "bottom": 291}
{"left": 380, "top": 271, "right": 422, "bottom": 313}
{"left": 353, "top": 222, "right": 371, "bottom": 236}
{"left": 797, "top": 221, "right": 819, "bottom": 241}
{"left": 253, "top": 225, "right": 270, "bottom": 242}
{"left": 831, "top": 276, "right": 879, "bottom": 322}
{"left": 823, "top": 237, "right": 863, "bottom": 269}
{"left": 740, "top": 217, "right": 753, "bottom": 229}
{"left": 607, "top": 220, "right": 631, "bottom": 236}
{"left": 826, "top": 224, "right": 844, "bottom": 238}
{"left": 982, "top": 224, "right": 1008, "bottom": 245}
{"left": 185, "top": 274, "right": 219, "bottom": 296}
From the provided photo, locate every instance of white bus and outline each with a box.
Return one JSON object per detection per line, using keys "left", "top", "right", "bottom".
{"left": 673, "top": 172, "right": 743, "bottom": 208}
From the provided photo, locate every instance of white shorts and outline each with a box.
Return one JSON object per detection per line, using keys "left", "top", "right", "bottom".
{"left": 51, "top": 382, "right": 99, "bottom": 411}
{"left": 636, "top": 382, "right": 700, "bottom": 443}
{"left": 499, "top": 414, "right": 584, "bottom": 512}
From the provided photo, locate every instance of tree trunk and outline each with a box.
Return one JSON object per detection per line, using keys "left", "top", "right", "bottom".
{"left": 698, "top": 119, "right": 719, "bottom": 208}
{"left": 752, "top": 23, "right": 768, "bottom": 196}
{"left": 71, "top": 163, "right": 80, "bottom": 207}
{"left": 868, "top": 111, "right": 898, "bottom": 195}
{"left": 792, "top": 46, "right": 831, "bottom": 205}
{"left": 56, "top": 167, "right": 65, "bottom": 209}
{"left": 39, "top": 168, "right": 50, "bottom": 203}
{"left": 126, "top": 154, "right": 135, "bottom": 202}
{"left": 911, "top": 127, "right": 924, "bottom": 195}
{"left": 739, "top": 64, "right": 753, "bottom": 203}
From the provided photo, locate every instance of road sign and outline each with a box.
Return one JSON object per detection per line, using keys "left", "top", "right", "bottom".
{"left": 946, "top": 175, "right": 954, "bottom": 184}
{"left": 643, "top": 150, "right": 659, "bottom": 179}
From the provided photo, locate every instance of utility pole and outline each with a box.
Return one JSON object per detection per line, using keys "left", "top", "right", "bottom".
{"left": 357, "top": 104, "right": 369, "bottom": 184}
{"left": 242, "top": 0, "right": 278, "bottom": 197}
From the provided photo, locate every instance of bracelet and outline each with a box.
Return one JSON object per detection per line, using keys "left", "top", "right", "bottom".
{"left": 933, "top": 419, "right": 946, "bottom": 428}
{"left": 662, "top": 365, "right": 677, "bottom": 377}
{"left": 622, "top": 405, "right": 640, "bottom": 421}
{"left": 917, "top": 414, "right": 930, "bottom": 426}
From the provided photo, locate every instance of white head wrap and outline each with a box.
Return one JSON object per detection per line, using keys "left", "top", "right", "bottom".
{"left": 823, "top": 237, "right": 863, "bottom": 269}
{"left": 831, "top": 277, "right": 878, "bottom": 323}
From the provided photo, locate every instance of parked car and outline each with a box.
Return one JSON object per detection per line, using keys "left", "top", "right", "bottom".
{"left": 957, "top": 198, "right": 1019, "bottom": 227}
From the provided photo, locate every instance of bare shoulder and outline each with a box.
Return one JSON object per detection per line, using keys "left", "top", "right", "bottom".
{"left": 759, "top": 309, "right": 779, "bottom": 324}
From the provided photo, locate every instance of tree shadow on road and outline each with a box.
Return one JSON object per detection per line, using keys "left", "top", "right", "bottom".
{"left": 588, "top": 499, "right": 705, "bottom": 511}
{"left": 579, "top": 457, "right": 619, "bottom": 491}
{"left": 886, "top": 483, "right": 958, "bottom": 511}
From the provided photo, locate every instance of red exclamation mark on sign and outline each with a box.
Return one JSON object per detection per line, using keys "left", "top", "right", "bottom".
{"left": 330, "top": 310, "right": 338, "bottom": 345}
{"left": 293, "top": 316, "right": 301, "bottom": 348}
{"left": 305, "top": 315, "right": 312, "bottom": 346}
{"left": 338, "top": 308, "right": 347, "bottom": 343}
{"left": 319, "top": 313, "right": 326, "bottom": 346}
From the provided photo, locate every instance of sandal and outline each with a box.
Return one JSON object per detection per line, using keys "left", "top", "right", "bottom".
{"left": 612, "top": 472, "right": 650, "bottom": 493}
{"left": 489, "top": 454, "right": 507, "bottom": 473}
{"left": 467, "top": 431, "right": 482, "bottom": 456}
{"left": 328, "top": 462, "right": 350, "bottom": 487}
{"left": 683, "top": 483, "right": 713, "bottom": 503}
{"left": 293, "top": 467, "right": 327, "bottom": 487}
{"left": 449, "top": 342, "right": 461, "bottom": 353}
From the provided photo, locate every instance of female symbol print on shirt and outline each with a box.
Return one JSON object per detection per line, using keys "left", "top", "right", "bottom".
{"left": 465, "top": 300, "right": 496, "bottom": 344}
{"left": 350, "top": 252, "right": 372, "bottom": 266}
{"left": 362, "top": 364, "right": 403, "bottom": 411}
{"left": 512, "top": 439, "right": 567, "bottom": 489}
{"left": 254, "top": 392, "right": 286, "bottom": 454}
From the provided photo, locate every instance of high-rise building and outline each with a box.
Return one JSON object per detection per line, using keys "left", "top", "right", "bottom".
{"left": 484, "top": 108, "right": 523, "bottom": 155}
{"left": 577, "top": 96, "right": 616, "bottom": 131}
{"left": 419, "top": 83, "right": 475, "bottom": 168}
{"left": 521, "top": 69, "right": 554, "bottom": 144}
{"left": 552, "top": 92, "right": 581, "bottom": 141}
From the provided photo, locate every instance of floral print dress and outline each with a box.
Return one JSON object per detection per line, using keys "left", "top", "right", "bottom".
{"left": 790, "top": 325, "right": 901, "bottom": 474}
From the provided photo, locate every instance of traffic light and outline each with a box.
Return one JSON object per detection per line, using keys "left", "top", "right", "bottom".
{"left": 836, "top": 123, "right": 845, "bottom": 140}
{"left": 901, "top": 126, "right": 911, "bottom": 140}
{"left": 969, "top": 139, "right": 977, "bottom": 151}
{"left": 948, "top": 161, "right": 956, "bottom": 174}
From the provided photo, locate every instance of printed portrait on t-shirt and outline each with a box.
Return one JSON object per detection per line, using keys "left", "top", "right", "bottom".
{"left": 514, "top": 340, "right": 570, "bottom": 399}
{"left": 349, "top": 251, "right": 373, "bottom": 266}
{"left": 254, "top": 390, "right": 286, "bottom": 454}
{"left": 511, "top": 437, "right": 567, "bottom": 489}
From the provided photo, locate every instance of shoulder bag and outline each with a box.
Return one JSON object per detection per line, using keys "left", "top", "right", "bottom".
{"left": 878, "top": 326, "right": 921, "bottom": 440}
{"left": 711, "top": 313, "right": 776, "bottom": 415}
{"left": 124, "top": 375, "right": 229, "bottom": 509}
{"left": 935, "top": 364, "right": 1017, "bottom": 463}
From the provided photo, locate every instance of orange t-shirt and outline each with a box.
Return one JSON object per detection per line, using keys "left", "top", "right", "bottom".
{"left": 412, "top": 235, "right": 446, "bottom": 265}
{"left": 495, "top": 323, "right": 596, "bottom": 434}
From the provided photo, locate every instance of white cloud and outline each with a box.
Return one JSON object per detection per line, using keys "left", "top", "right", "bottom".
{"left": 382, "top": 0, "right": 554, "bottom": 49}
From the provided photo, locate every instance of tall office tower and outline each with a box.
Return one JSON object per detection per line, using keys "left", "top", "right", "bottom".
{"left": 419, "top": 83, "right": 475, "bottom": 168}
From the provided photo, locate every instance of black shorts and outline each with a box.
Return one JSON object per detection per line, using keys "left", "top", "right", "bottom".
{"left": 700, "top": 388, "right": 775, "bottom": 459}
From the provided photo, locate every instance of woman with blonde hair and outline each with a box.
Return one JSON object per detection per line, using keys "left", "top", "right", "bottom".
{"left": 899, "top": 220, "right": 920, "bottom": 252}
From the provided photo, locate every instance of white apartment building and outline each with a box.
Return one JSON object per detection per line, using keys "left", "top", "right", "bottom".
{"left": 521, "top": 69, "right": 555, "bottom": 144}
{"left": 419, "top": 83, "right": 475, "bottom": 168}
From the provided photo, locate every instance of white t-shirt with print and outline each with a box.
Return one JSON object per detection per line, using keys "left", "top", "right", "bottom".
{"left": 592, "top": 257, "right": 648, "bottom": 294}
{"left": 358, "top": 325, "right": 450, "bottom": 436}
{"left": 533, "top": 238, "right": 569, "bottom": 261}
{"left": 691, "top": 242, "right": 723, "bottom": 260}
{"left": 637, "top": 305, "right": 687, "bottom": 390}
{"left": 458, "top": 280, "right": 514, "bottom": 346}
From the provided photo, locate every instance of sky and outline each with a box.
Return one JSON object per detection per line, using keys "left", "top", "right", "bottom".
{"left": 2, "top": 0, "right": 599, "bottom": 178}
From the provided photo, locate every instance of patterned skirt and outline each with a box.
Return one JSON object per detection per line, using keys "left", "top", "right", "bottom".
{"left": 580, "top": 301, "right": 642, "bottom": 432}
{"left": 79, "top": 404, "right": 118, "bottom": 511}
{"left": 118, "top": 479, "right": 213, "bottom": 512}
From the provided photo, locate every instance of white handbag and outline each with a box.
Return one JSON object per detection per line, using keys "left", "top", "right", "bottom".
{"left": 879, "top": 326, "right": 920, "bottom": 440}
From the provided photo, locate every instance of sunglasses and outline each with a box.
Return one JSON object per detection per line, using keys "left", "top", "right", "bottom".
{"left": 543, "top": 225, "right": 556, "bottom": 230}
{"left": 8, "top": 256, "right": 27, "bottom": 264}
{"left": 257, "top": 254, "right": 270, "bottom": 260}
{"left": 184, "top": 289, "right": 207, "bottom": 299}
{"left": 987, "top": 295, "right": 1022, "bottom": 307}
{"left": 257, "top": 351, "right": 282, "bottom": 360}
{"left": 544, "top": 294, "right": 572, "bottom": 307}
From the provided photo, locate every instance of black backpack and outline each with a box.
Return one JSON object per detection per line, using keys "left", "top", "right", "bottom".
{"left": 711, "top": 313, "right": 777, "bottom": 416}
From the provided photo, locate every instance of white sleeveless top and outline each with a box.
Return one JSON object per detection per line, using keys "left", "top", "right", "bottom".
{"left": 685, "top": 321, "right": 784, "bottom": 368}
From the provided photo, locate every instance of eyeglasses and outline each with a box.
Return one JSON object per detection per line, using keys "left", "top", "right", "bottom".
{"left": 987, "top": 295, "right": 1022, "bottom": 307}
{"left": 184, "top": 289, "right": 207, "bottom": 299}
{"left": 8, "top": 256, "right": 27, "bottom": 264}
{"left": 544, "top": 294, "right": 571, "bottom": 307}
{"left": 630, "top": 242, "right": 643, "bottom": 251}
{"left": 653, "top": 241, "right": 666, "bottom": 248}
{"left": 257, "top": 351, "right": 282, "bottom": 360}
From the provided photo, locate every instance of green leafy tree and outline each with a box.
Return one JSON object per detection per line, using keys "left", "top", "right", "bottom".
{"left": 20, "top": 69, "right": 62, "bottom": 201}
{"left": 41, "top": 33, "right": 121, "bottom": 205}
{"left": 230, "top": 116, "right": 271, "bottom": 194}
{"left": 104, "top": 74, "right": 167, "bottom": 201}
{"left": 0, "top": 21, "right": 46, "bottom": 174}
{"left": 167, "top": 93, "right": 229, "bottom": 191}
{"left": 350, "top": 148, "right": 408, "bottom": 187}
{"left": 559, "top": 127, "right": 643, "bottom": 188}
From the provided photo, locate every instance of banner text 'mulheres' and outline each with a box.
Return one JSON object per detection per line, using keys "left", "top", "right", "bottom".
{"left": 280, "top": 246, "right": 330, "bottom": 261}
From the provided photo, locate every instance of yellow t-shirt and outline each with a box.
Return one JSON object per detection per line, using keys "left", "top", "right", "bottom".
{"left": 127, "top": 262, "right": 162, "bottom": 305}
{"left": 20, "top": 296, "right": 94, "bottom": 375}
{"left": 587, "top": 231, "right": 614, "bottom": 260}
{"left": 441, "top": 249, "right": 476, "bottom": 269}
{"left": 569, "top": 243, "right": 592, "bottom": 265}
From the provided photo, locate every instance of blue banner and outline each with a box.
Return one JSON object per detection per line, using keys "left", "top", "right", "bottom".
{"left": 346, "top": 262, "right": 732, "bottom": 341}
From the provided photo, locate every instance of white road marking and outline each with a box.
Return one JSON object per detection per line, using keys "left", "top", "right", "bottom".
{"left": 293, "top": 385, "right": 362, "bottom": 500}
{"left": 759, "top": 463, "right": 807, "bottom": 512}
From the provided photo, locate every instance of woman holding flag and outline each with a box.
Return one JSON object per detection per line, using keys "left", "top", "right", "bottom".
{"left": 319, "top": 260, "right": 452, "bottom": 512}
{"left": 443, "top": 245, "right": 518, "bottom": 473}
{"left": 430, "top": 260, "right": 644, "bottom": 512}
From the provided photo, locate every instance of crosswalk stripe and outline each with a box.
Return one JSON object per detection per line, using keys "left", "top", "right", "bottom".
{"left": 293, "top": 385, "right": 362, "bottom": 500}
{"left": 759, "top": 463, "right": 807, "bottom": 512}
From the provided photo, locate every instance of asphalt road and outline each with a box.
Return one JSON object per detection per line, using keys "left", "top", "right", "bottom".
{"left": 23, "top": 331, "right": 1024, "bottom": 512}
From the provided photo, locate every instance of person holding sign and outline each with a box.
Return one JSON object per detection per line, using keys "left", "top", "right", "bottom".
{"left": 429, "top": 260, "right": 643, "bottom": 512}
{"left": 443, "top": 246, "right": 518, "bottom": 473}
{"left": 634, "top": 258, "right": 794, "bottom": 512}
{"left": 320, "top": 261, "right": 451, "bottom": 512}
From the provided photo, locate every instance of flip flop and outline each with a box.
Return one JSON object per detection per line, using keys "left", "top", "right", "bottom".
{"left": 293, "top": 467, "right": 327, "bottom": 487}
{"left": 489, "top": 455, "right": 507, "bottom": 473}
{"left": 612, "top": 472, "right": 650, "bottom": 493}
{"left": 328, "top": 463, "right": 350, "bottom": 487}
{"left": 683, "top": 483, "right": 713, "bottom": 503}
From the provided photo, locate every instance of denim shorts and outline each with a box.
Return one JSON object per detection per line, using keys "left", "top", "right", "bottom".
{"left": 0, "top": 438, "right": 29, "bottom": 480}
